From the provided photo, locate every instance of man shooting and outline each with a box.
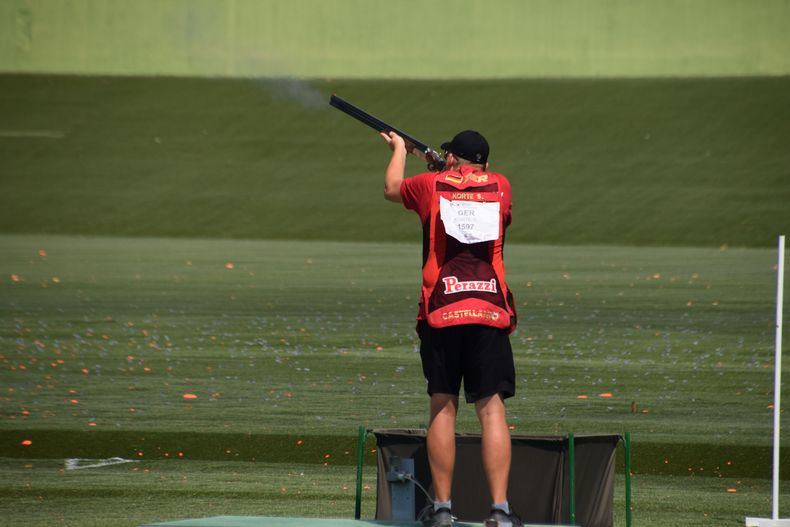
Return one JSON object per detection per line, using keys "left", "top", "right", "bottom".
{"left": 381, "top": 129, "right": 521, "bottom": 527}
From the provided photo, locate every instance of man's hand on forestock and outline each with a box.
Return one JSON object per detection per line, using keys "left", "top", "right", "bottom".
{"left": 380, "top": 131, "right": 408, "bottom": 153}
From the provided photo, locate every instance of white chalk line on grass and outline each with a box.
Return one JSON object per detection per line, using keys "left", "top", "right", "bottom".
{"left": 0, "top": 129, "right": 66, "bottom": 139}
{"left": 64, "top": 457, "right": 140, "bottom": 470}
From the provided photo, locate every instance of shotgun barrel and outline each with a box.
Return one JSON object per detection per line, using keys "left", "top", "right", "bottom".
{"left": 330, "top": 94, "right": 445, "bottom": 171}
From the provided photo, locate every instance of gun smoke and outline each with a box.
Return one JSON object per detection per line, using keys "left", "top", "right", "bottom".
{"left": 254, "top": 77, "right": 326, "bottom": 110}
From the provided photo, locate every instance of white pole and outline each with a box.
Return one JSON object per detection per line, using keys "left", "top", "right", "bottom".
{"left": 773, "top": 235, "right": 785, "bottom": 520}
{"left": 745, "top": 235, "right": 790, "bottom": 527}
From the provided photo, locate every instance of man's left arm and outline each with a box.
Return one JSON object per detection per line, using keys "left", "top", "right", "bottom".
{"left": 381, "top": 132, "right": 407, "bottom": 203}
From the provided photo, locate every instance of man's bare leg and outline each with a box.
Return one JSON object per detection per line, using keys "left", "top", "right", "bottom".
{"left": 427, "top": 393, "right": 459, "bottom": 502}
{"left": 475, "top": 394, "right": 511, "bottom": 504}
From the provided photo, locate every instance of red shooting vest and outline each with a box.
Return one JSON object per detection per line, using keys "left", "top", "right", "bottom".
{"left": 405, "top": 166, "right": 517, "bottom": 332}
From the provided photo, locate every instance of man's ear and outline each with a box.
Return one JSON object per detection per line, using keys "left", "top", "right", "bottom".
{"left": 484, "top": 161, "right": 489, "bottom": 171}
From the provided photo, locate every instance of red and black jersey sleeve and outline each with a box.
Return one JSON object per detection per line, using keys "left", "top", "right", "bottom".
{"left": 400, "top": 172, "right": 435, "bottom": 223}
{"left": 499, "top": 176, "right": 513, "bottom": 227}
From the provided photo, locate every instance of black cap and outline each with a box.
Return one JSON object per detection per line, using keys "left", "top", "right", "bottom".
{"left": 441, "top": 130, "right": 489, "bottom": 164}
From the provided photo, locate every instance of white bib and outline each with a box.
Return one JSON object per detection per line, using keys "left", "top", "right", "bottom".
{"left": 439, "top": 197, "right": 501, "bottom": 244}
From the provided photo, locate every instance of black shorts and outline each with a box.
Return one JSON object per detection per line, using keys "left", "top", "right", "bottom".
{"left": 418, "top": 321, "right": 516, "bottom": 403}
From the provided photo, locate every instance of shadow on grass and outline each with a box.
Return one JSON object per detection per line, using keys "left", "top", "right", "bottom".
{"left": 2, "top": 429, "right": 787, "bottom": 480}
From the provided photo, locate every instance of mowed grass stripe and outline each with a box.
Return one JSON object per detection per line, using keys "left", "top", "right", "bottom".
{"left": 0, "top": 458, "right": 374, "bottom": 527}
{"left": 0, "top": 458, "right": 787, "bottom": 526}
{"left": 0, "top": 75, "right": 788, "bottom": 247}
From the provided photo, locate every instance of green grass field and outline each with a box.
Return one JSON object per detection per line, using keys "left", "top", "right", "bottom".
{"left": 1, "top": 74, "right": 789, "bottom": 526}
{"left": 1, "top": 234, "right": 787, "bottom": 525}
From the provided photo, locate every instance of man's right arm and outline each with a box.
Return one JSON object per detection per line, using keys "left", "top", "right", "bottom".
{"left": 381, "top": 131, "right": 407, "bottom": 203}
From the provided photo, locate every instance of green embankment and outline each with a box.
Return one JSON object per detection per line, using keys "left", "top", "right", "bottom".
{"left": 1, "top": 73, "right": 789, "bottom": 526}
{"left": 0, "top": 75, "right": 788, "bottom": 247}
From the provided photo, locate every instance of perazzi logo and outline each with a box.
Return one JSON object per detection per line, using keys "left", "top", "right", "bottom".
{"left": 444, "top": 173, "right": 489, "bottom": 184}
{"left": 441, "top": 309, "right": 500, "bottom": 321}
{"left": 442, "top": 276, "right": 497, "bottom": 295}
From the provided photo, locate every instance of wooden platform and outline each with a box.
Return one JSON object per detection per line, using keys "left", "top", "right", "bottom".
{"left": 140, "top": 516, "right": 565, "bottom": 527}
